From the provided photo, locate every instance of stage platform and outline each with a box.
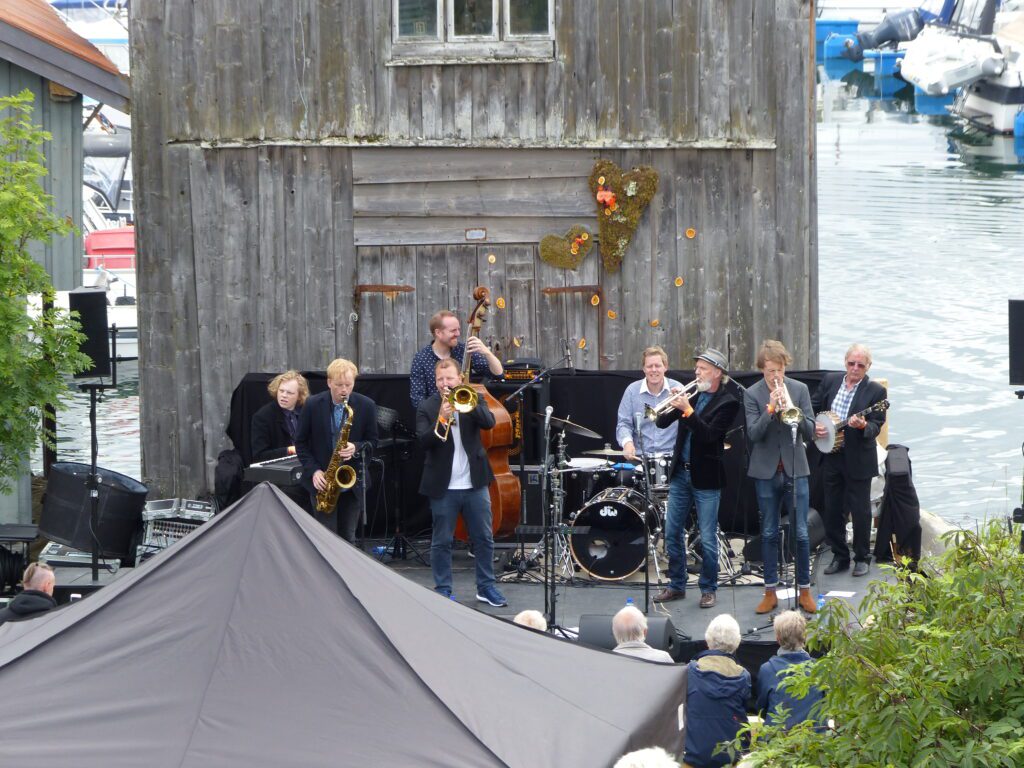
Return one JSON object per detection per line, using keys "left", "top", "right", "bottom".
{"left": 369, "top": 537, "right": 885, "bottom": 647}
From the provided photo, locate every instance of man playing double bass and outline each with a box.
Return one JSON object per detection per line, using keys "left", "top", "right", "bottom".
{"left": 409, "top": 309, "right": 503, "bottom": 409}
{"left": 813, "top": 343, "right": 887, "bottom": 578}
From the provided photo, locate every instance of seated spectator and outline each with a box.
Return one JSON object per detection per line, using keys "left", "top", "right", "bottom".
{"left": 513, "top": 609, "right": 548, "bottom": 632}
{"left": 614, "top": 746, "right": 680, "bottom": 768}
{"left": 683, "top": 614, "right": 751, "bottom": 768}
{"left": 0, "top": 562, "right": 57, "bottom": 627}
{"left": 756, "top": 610, "right": 824, "bottom": 730}
{"left": 612, "top": 606, "right": 674, "bottom": 664}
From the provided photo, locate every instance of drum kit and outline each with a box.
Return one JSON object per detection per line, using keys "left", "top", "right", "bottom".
{"left": 523, "top": 415, "right": 673, "bottom": 584}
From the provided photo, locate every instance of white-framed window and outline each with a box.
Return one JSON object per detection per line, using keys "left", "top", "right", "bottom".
{"left": 391, "top": 0, "right": 554, "bottom": 65}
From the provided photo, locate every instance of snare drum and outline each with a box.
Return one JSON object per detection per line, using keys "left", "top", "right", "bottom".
{"left": 569, "top": 487, "right": 653, "bottom": 580}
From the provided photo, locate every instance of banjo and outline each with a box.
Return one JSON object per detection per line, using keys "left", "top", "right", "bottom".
{"left": 814, "top": 399, "right": 890, "bottom": 454}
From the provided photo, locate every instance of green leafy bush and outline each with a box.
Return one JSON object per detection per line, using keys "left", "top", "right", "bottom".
{"left": 0, "top": 90, "right": 89, "bottom": 492}
{"left": 734, "top": 522, "right": 1024, "bottom": 768}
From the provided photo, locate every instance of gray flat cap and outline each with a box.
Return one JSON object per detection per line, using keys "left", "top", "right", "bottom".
{"left": 693, "top": 347, "right": 728, "bottom": 373}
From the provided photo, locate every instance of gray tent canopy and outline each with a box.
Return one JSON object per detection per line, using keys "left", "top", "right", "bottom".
{"left": 0, "top": 485, "right": 685, "bottom": 767}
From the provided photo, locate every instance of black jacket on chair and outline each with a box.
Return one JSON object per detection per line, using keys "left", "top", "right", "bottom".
{"left": 250, "top": 402, "right": 300, "bottom": 463}
{"left": 295, "top": 390, "right": 378, "bottom": 494}
{"left": 416, "top": 393, "right": 495, "bottom": 499}
{"left": 656, "top": 384, "right": 741, "bottom": 490}
{"left": 812, "top": 373, "right": 887, "bottom": 479}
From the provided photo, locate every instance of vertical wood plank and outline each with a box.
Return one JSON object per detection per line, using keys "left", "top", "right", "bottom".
{"left": 381, "top": 245, "right": 419, "bottom": 373}
{"left": 356, "top": 246, "right": 385, "bottom": 371}
{"left": 505, "top": 245, "right": 538, "bottom": 360}
{"left": 477, "top": 246, "right": 510, "bottom": 356}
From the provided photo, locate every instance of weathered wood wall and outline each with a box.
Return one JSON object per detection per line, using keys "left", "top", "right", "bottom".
{"left": 1, "top": 60, "right": 83, "bottom": 291}
{"left": 131, "top": 0, "right": 817, "bottom": 496}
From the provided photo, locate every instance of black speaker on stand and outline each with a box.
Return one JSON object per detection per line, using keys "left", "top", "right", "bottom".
{"left": 68, "top": 287, "right": 110, "bottom": 379}
{"left": 1010, "top": 299, "right": 1024, "bottom": 387}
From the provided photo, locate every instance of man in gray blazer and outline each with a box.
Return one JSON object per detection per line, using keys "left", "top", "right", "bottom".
{"left": 744, "top": 340, "right": 817, "bottom": 615}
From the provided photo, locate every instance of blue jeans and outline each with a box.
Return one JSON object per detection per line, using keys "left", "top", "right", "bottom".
{"left": 754, "top": 472, "right": 811, "bottom": 589}
{"left": 665, "top": 469, "right": 722, "bottom": 594}
{"left": 429, "top": 487, "right": 496, "bottom": 593}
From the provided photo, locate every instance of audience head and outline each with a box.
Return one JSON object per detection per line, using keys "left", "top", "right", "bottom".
{"left": 774, "top": 610, "right": 808, "bottom": 652}
{"left": 612, "top": 605, "right": 648, "bottom": 644}
{"left": 513, "top": 610, "right": 548, "bottom": 632}
{"left": 705, "top": 613, "right": 741, "bottom": 654}
{"left": 22, "top": 562, "right": 55, "bottom": 596}
{"left": 613, "top": 747, "right": 680, "bottom": 768}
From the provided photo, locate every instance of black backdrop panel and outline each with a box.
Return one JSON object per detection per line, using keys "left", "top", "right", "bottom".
{"left": 1011, "top": 299, "right": 1024, "bottom": 385}
{"left": 228, "top": 369, "right": 832, "bottom": 536}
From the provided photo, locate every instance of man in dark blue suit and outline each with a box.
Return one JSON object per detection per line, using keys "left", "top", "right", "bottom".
{"left": 296, "top": 358, "right": 378, "bottom": 542}
{"left": 813, "top": 343, "right": 887, "bottom": 577}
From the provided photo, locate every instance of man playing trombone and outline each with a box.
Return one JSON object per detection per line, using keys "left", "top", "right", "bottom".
{"left": 415, "top": 358, "right": 507, "bottom": 607}
{"left": 652, "top": 349, "right": 740, "bottom": 608}
{"left": 743, "top": 340, "right": 817, "bottom": 615}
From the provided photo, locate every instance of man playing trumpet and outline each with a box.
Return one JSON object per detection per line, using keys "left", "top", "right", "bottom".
{"left": 652, "top": 349, "right": 740, "bottom": 608}
{"left": 415, "top": 358, "right": 507, "bottom": 607}
{"left": 743, "top": 340, "right": 817, "bottom": 614}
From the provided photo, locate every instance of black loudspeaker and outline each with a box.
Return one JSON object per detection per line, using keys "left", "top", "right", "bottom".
{"left": 577, "top": 613, "right": 681, "bottom": 661}
{"left": 1010, "top": 299, "right": 1024, "bottom": 385}
{"left": 742, "top": 507, "right": 826, "bottom": 563}
{"left": 40, "top": 462, "right": 148, "bottom": 559}
{"left": 68, "top": 286, "right": 110, "bottom": 378}
{"left": 511, "top": 464, "right": 546, "bottom": 532}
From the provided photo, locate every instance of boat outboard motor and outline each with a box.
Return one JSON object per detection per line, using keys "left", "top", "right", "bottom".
{"left": 842, "top": 8, "right": 925, "bottom": 61}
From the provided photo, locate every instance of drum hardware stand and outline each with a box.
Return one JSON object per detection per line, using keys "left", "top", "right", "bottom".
{"left": 502, "top": 356, "right": 567, "bottom": 584}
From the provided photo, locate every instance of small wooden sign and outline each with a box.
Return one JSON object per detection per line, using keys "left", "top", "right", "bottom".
{"left": 465, "top": 228, "right": 487, "bottom": 241}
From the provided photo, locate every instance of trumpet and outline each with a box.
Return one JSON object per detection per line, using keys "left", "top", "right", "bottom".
{"left": 433, "top": 385, "right": 479, "bottom": 441}
{"left": 773, "top": 377, "right": 803, "bottom": 427}
{"left": 643, "top": 378, "right": 711, "bottom": 421}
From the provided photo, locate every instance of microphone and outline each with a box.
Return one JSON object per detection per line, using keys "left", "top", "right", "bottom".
{"left": 564, "top": 339, "right": 575, "bottom": 375}
{"left": 545, "top": 405, "right": 553, "bottom": 430}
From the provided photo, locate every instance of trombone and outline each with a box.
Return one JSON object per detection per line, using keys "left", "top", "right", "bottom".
{"left": 643, "top": 378, "right": 711, "bottom": 421}
{"left": 433, "top": 385, "right": 479, "bottom": 441}
{"left": 773, "top": 377, "right": 803, "bottom": 426}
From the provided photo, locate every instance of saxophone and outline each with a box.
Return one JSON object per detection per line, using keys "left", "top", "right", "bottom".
{"left": 315, "top": 400, "right": 356, "bottom": 514}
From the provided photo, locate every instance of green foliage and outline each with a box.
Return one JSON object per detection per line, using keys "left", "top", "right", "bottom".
{"left": 0, "top": 90, "right": 89, "bottom": 492}
{"left": 732, "top": 523, "right": 1024, "bottom": 767}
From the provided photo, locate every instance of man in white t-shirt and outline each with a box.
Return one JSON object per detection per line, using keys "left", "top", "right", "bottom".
{"left": 415, "top": 358, "right": 507, "bottom": 607}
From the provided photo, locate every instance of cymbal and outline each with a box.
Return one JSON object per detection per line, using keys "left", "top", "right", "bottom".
{"left": 582, "top": 444, "right": 627, "bottom": 457}
{"left": 532, "top": 413, "right": 602, "bottom": 440}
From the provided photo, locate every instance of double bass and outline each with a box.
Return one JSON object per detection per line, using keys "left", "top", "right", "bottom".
{"left": 454, "top": 287, "right": 521, "bottom": 541}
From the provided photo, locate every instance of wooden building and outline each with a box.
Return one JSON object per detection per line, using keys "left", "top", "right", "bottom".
{"left": 132, "top": 0, "right": 817, "bottom": 496}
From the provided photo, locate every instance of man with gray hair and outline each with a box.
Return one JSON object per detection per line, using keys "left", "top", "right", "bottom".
{"left": 813, "top": 343, "right": 887, "bottom": 578}
{"left": 682, "top": 614, "right": 751, "bottom": 768}
{"left": 612, "top": 605, "right": 674, "bottom": 663}
{"left": 757, "top": 611, "right": 824, "bottom": 730}
{"left": 0, "top": 562, "right": 57, "bottom": 627}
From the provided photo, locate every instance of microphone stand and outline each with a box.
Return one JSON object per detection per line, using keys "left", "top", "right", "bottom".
{"left": 503, "top": 355, "right": 569, "bottom": 578}
{"left": 539, "top": 406, "right": 555, "bottom": 625}
{"left": 633, "top": 412, "right": 653, "bottom": 613}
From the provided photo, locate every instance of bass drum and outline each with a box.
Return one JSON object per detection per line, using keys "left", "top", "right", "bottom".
{"left": 570, "top": 488, "right": 651, "bottom": 581}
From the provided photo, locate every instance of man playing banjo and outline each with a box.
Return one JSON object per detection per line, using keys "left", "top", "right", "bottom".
{"left": 812, "top": 343, "right": 888, "bottom": 578}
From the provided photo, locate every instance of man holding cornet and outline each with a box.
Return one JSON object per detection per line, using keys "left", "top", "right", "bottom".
{"left": 415, "top": 358, "right": 507, "bottom": 607}
{"left": 652, "top": 348, "right": 740, "bottom": 608}
{"left": 743, "top": 340, "right": 817, "bottom": 615}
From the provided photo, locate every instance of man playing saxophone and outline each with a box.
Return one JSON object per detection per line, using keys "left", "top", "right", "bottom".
{"left": 296, "top": 358, "right": 378, "bottom": 542}
{"left": 743, "top": 340, "right": 817, "bottom": 615}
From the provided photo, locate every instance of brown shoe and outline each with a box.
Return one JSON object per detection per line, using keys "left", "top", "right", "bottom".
{"left": 699, "top": 592, "right": 716, "bottom": 608}
{"left": 798, "top": 588, "right": 817, "bottom": 613}
{"left": 755, "top": 588, "right": 778, "bottom": 614}
{"left": 653, "top": 588, "right": 686, "bottom": 603}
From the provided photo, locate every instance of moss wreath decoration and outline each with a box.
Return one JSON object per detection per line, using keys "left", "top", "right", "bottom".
{"left": 587, "top": 160, "right": 658, "bottom": 272}
{"left": 539, "top": 225, "right": 593, "bottom": 270}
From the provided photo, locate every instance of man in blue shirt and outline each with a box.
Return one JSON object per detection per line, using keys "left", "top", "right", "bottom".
{"left": 409, "top": 310, "right": 503, "bottom": 408}
{"left": 614, "top": 346, "right": 682, "bottom": 461}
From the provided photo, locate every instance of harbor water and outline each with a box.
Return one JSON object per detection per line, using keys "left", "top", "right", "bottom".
{"left": 32, "top": 68, "right": 1024, "bottom": 528}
